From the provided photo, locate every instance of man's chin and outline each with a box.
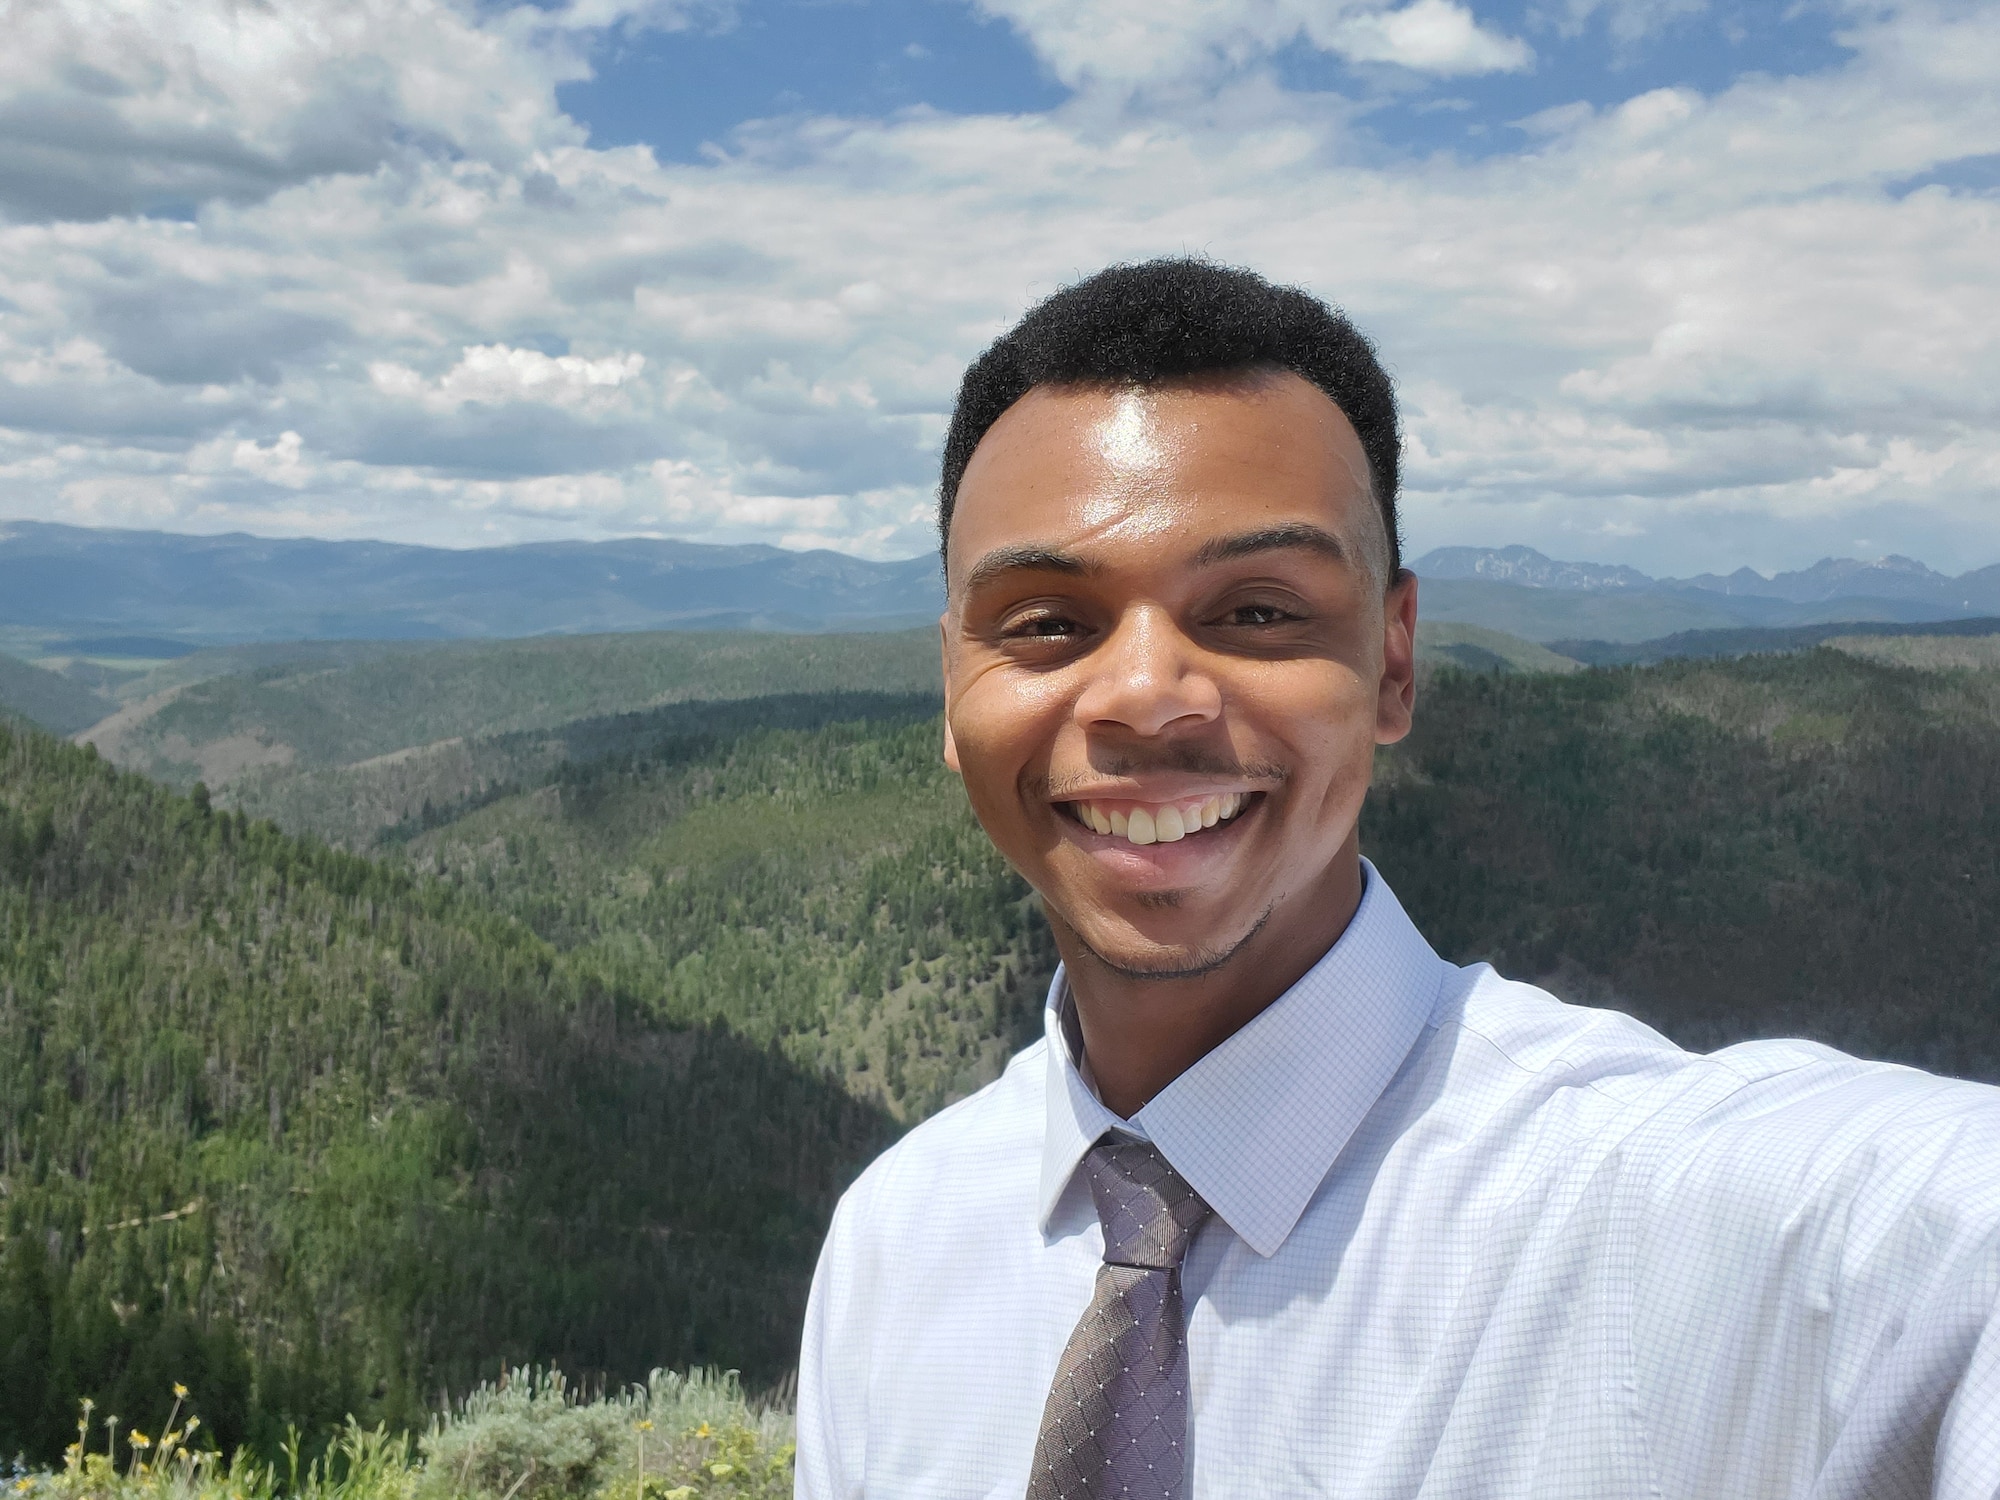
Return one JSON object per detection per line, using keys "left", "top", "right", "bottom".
{"left": 1061, "top": 905, "right": 1271, "bottom": 983}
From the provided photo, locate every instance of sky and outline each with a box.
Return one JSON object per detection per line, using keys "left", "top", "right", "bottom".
{"left": 0, "top": 0, "right": 1996, "bottom": 577}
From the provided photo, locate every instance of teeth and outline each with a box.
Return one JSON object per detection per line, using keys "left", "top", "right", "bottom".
{"left": 1072, "top": 792, "right": 1250, "bottom": 846}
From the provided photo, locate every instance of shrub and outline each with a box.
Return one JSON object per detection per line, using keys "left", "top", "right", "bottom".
{"left": 17, "top": 1371, "right": 791, "bottom": 1500}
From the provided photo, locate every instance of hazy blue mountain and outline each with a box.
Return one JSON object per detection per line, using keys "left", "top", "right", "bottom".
{"left": 1414, "top": 545, "right": 1655, "bottom": 592}
{"left": 1552, "top": 615, "right": 2000, "bottom": 667}
{"left": 1416, "top": 544, "right": 2000, "bottom": 607}
{"left": 1416, "top": 577, "right": 1971, "bottom": 643}
{"left": 0, "top": 522, "right": 944, "bottom": 644}
{"left": 1669, "top": 555, "right": 2000, "bottom": 607}
{"left": 8, "top": 523, "right": 1996, "bottom": 654}
{"left": 1411, "top": 545, "right": 2000, "bottom": 640}
{"left": 0, "top": 651, "right": 113, "bottom": 734}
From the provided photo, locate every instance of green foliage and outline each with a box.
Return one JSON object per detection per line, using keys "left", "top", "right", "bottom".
{"left": 1366, "top": 650, "right": 2000, "bottom": 1080}
{"left": 1413, "top": 622, "right": 1582, "bottom": 676}
{"left": 17, "top": 1369, "right": 790, "bottom": 1500}
{"left": 0, "top": 724, "right": 893, "bottom": 1466}
{"left": 415, "top": 1368, "right": 789, "bottom": 1500}
{"left": 1828, "top": 632, "right": 2000, "bottom": 673}
{"left": 396, "top": 698, "right": 1054, "bottom": 1121}
{"left": 231, "top": 693, "right": 947, "bottom": 854}
{"left": 0, "top": 652, "right": 115, "bottom": 737}
{"left": 13, "top": 637, "right": 2000, "bottom": 1477}
{"left": 84, "top": 633, "right": 940, "bottom": 790}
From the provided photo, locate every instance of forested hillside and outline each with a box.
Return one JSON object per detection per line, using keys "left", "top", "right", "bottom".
{"left": 392, "top": 695, "right": 1055, "bottom": 1120}
{"left": 0, "top": 727, "right": 896, "bottom": 1464}
{"left": 6, "top": 635, "right": 1998, "bottom": 1472}
{"left": 78, "top": 630, "right": 942, "bottom": 788}
{"left": 1367, "top": 646, "right": 2000, "bottom": 1078}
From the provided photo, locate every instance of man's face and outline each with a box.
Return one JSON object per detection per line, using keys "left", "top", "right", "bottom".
{"left": 941, "top": 370, "right": 1417, "bottom": 979}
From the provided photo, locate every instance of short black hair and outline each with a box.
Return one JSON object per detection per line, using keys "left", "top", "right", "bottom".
{"left": 939, "top": 257, "right": 1401, "bottom": 577}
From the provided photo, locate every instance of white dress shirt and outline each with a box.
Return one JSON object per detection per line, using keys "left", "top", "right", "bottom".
{"left": 796, "top": 863, "right": 2000, "bottom": 1498}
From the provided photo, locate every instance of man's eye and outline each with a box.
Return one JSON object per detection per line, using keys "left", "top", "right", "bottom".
{"left": 1227, "top": 604, "right": 1296, "bottom": 626}
{"left": 1007, "top": 615, "right": 1080, "bottom": 638}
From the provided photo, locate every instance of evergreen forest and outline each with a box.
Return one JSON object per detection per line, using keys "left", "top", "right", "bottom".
{"left": 2, "top": 631, "right": 1997, "bottom": 1469}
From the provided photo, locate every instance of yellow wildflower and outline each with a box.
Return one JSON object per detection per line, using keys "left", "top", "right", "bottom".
{"left": 634, "top": 1419, "right": 654, "bottom": 1432}
{"left": 128, "top": 1432, "right": 152, "bottom": 1450}
{"left": 173, "top": 1384, "right": 189, "bottom": 1399}
{"left": 693, "top": 1423, "right": 712, "bottom": 1439}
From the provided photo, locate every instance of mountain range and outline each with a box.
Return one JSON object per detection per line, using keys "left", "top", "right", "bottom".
{"left": 1410, "top": 545, "right": 2000, "bottom": 641}
{"left": 0, "top": 521, "right": 943, "bottom": 645}
{"left": 1415, "top": 545, "right": 2000, "bottom": 610}
{"left": 4, "top": 522, "right": 2000, "bottom": 653}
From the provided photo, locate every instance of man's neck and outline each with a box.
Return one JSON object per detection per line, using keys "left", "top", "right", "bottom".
{"left": 1053, "top": 841, "right": 1366, "bottom": 1118}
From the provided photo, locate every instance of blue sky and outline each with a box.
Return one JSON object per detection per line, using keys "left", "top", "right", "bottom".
{"left": 0, "top": 0, "right": 1996, "bottom": 576}
{"left": 560, "top": 0, "right": 1067, "bottom": 159}
{"left": 557, "top": 0, "right": 1855, "bottom": 166}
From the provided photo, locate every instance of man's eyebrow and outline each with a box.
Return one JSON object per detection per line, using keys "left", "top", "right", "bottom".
{"left": 961, "top": 544, "right": 1098, "bottom": 593}
{"left": 1190, "top": 522, "right": 1352, "bottom": 569}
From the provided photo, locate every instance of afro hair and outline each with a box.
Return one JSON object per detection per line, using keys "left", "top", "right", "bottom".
{"left": 938, "top": 257, "right": 1401, "bottom": 576}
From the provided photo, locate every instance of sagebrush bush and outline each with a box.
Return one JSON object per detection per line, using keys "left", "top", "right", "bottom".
{"left": 17, "top": 1370, "right": 791, "bottom": 1500}
{"left": 416, "top": 1368, "right": 790, "bottom": 1500}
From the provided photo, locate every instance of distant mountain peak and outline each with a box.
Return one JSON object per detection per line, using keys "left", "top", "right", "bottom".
{"left": 1413, "top": 546, "right": 1654, "bottom": 592}
{"left": 1675, "top": 553, "right": 1960, "bottom": 604}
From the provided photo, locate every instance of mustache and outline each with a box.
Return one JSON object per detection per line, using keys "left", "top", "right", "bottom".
{"left": 1036, "top": 751, "right": 1291, "bottom": 800}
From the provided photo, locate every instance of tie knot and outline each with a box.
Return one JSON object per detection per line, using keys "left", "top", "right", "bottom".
{"left": 1083, "top": 1135, "right": 1213, "bottom": 1270}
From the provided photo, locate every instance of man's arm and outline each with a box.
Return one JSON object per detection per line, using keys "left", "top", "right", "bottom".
{"left": 1630, "top": 1053, "right": 2000, "bottom": 1497}
{"left": 796, "top": 1187, "right": 867, "bottom": 1500}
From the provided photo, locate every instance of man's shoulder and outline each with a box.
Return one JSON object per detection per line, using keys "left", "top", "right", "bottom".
{"left": 1439, "top": 962, "right": 2000, "bottom": 1212}
{"left": 1439, "top": 959, "right": 1986, "bottom": 1104}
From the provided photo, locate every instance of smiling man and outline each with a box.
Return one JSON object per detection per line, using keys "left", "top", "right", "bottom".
{"left": 795, "top": 260, "right": 2000, "bottom": 1499}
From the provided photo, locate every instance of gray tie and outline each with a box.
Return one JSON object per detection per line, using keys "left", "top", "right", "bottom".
{"left": 1027, "top": 1135, "right": 1215, "bottom": 1500}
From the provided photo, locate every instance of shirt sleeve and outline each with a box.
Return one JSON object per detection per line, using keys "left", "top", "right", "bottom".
{"left": 795, "top": 1182, "right": 869, "bottom": 1500}
{"left": 1630, "top": 1056, "right": 2000, "bottom": 1498}
{"left": 1932, "top": 1257, "right": 2000, "bottom": 1498}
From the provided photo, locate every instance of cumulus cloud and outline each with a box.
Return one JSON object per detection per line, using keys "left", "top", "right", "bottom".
{"left": 1313, "top": 0, "right": 1534, "bottom": 75}
{"left": 0, "top": 0, "right": 1997, "bottom": 573}
{"left": 1537, "top": 0, "right": 1710, "bottom": 46}
{"left": 0, "top": 0, "right": 727, "bottom": 223}
{"left": 373, "top": 345, "right": 649, "bottom": 414}
{"left": 968, "top": 0, "right": 1533, "bottom": 87}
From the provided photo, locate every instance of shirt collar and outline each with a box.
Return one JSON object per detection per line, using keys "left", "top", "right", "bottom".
{"left": 1038, "top": 859, "right": 1445, "bottom": 1258}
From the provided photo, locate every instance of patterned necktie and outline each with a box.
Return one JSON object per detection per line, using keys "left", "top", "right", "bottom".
{"left": 1027, "top": 1134, "right": 1215, "bottom": 1500}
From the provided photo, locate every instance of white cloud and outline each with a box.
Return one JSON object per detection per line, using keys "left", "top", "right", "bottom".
{"left": 0, "top": 0, "right": 1997, "bottom": 575}
{"left": 0, "top": 0, "right": 730, "bottom": 223}
{"left": 967, "top": 0, "right": 1532, "bottom": 87}
{"left": 1314, "top": 0, "right": 1534, "bottom": 75}
{"left": 1538, "top": 0, "right": 1709, "bottom": 47}
{"left": 373, "top": 344, "right": 648, "bottom": 414}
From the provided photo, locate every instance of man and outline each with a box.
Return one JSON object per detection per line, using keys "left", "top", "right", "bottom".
{"left": 795, "top": 259, "right": 2000, "bottom": 1498}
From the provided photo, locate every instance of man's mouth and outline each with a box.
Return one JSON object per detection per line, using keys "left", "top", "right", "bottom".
{"left": 1060, "top": 792, "right": 1255, "bottom": 847}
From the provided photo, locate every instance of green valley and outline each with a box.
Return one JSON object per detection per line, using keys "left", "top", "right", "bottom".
{"left": 0, "top": 725, "right": 898, "bottom": 1464}
{"left": 3, "top": 624, "right": 1998, "bottom": 1475}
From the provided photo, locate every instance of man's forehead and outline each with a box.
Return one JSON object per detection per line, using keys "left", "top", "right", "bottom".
{"left": 946, "top": 372, "right": 1384, "bottom": 583}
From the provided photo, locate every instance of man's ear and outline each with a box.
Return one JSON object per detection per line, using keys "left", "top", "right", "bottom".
{"left": 939, "top": 615, "right": 962, "bottom": 774}
{"left": 1376, "top": 569, "right": 1418, "bottom": 746}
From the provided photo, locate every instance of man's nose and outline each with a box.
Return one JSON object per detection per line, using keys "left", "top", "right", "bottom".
{"left": 1072, "top": 606, "right": 1222, "bottom": 737}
